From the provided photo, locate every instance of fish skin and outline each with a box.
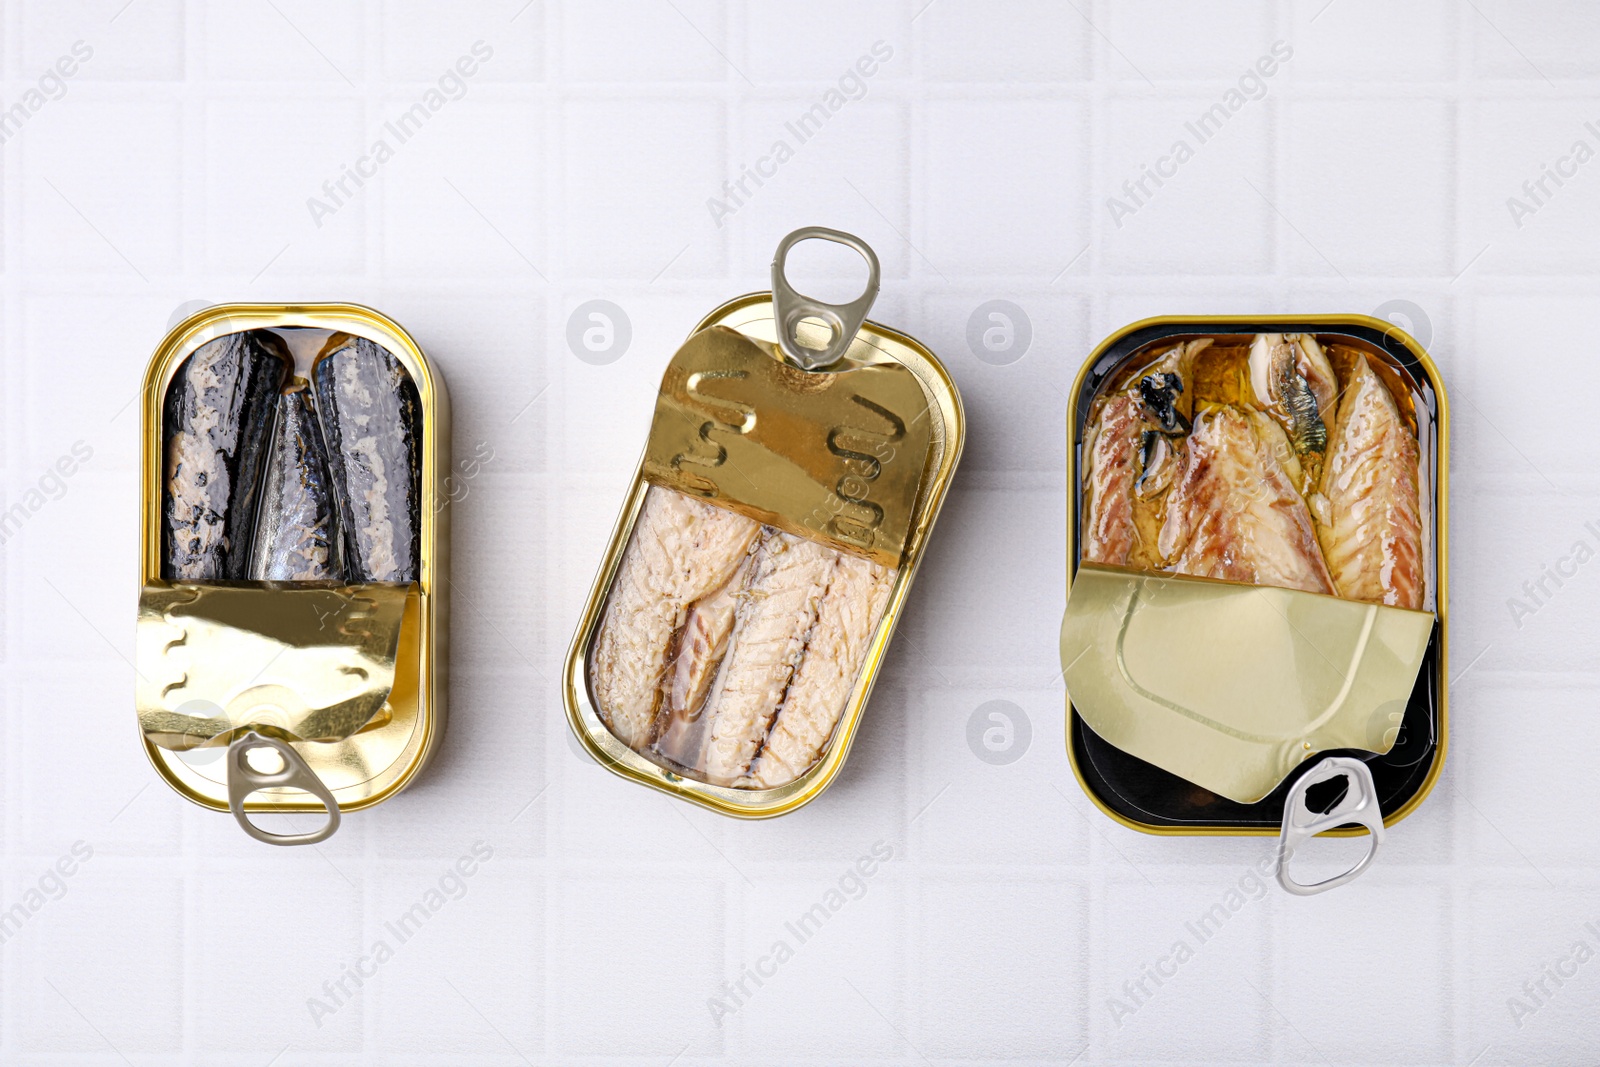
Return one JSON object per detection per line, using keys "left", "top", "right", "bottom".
{"left": 163, "top": 330, "right": 289, "bottom": 579}
{"left": 248, "top": 384, "right": 345, "bottom": 581}
{"left": 1289, "top": 334, "right": 1338, "bottom": 415}
{"left": 650, "top": 551, "right": 755, "bottom": 769}
{"left": 1248, "top": 333, "right": 1337, "bottom": 457}
{"left": 1315, "top": 355, "right": 1424, "bottom": 609}
{"left": 591, "top": 487, "right": 761, "bottom": 749}
{"left": 1082, "top": 395, "right": 1143, "bottom": 566}
{"left": 1139, "top": 338, "right": 1210, "bottom": 433}
{"left": 1157, "top": 406, "right": 1336, "bottom": 596}
{"left": 741, "top": 553, "right": 894, "bottom": 789}
{"left": 699, "top": 531, "right": 835, "bottom": 786}
{"left": 313, "top": 336, "right": 422, "bottom": 583}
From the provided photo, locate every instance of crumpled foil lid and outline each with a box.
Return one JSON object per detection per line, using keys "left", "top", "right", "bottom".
{"left": 136, "top": 581, "right": 413, "bottom": 751}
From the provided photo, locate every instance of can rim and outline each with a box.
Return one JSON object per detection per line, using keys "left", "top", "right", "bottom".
{"left": 561, "top": 292, "right": 964, "bottom": 818}
{"left": 1064, "top": 313, "right": 1450, "bottom": 838}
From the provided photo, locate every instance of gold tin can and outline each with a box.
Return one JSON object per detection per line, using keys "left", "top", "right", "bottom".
{"left": 1064, "top": 314, "right": 1449, "bottom": 843}
{"left": 565, "top": 228, "right": 963, "bottom": 818}
{"left": 137, "top": 303, "right": 449, "bottom": 843}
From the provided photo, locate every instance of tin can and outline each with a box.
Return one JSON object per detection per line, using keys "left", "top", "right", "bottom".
{"left": 1062, "top": 315, "right": 1447, "bottom": 889}
{"left": 136, "top": 303, "right": 449, "bottom": 844}
{"left": 565, "top": 228, "right": 963, "bottom": 817}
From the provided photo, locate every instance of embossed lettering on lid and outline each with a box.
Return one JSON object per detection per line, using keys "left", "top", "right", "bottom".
{"left": 643, "top": 324, "right": 932, "bottom": 569}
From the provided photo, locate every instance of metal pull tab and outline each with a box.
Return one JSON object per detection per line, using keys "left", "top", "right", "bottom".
{"left": 226, "top": 731, "right": 341, "bottom": 846}
{"left": 770, "top": 226, "right": 880, "bottom": 371}
{"left": 1276, "top": 756, "right": 1384, "bottom": 896}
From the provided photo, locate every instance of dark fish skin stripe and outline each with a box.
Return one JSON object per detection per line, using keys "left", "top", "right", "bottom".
{"left": 1278, "top": 363, "right": 1328, "bottom": 455}
{"left": 313, "top": 335, "right": 422, "bottom": 583}
{"left": 163, "top": 330, "right": 290, "bottom": 580}
{"left": 248, "top": 384, "right": 345, "bottom": 581}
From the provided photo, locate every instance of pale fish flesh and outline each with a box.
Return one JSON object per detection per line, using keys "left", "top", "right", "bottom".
{"left": 1081, "top": 339, "right": 1211, "bottom": 565}
{"left": 698, "top": 531, "right": 836, "bottom": 786}
{"left": 163, "top": 330, "right": 290, "bottom": 579}
{"left": 740, "top": 552, "right": 894, "bottom": 789}
{"left": 1313, "top": 355, "right": 1424, "bottom": 609}
{"left": 590, "top": 487, "right": 761, "bottom": 748}
{"left": 1248, "top": 333, "right": 1338, "bottom": 457}
{"left": 650, "top": 550, "right": 756, "bottom": 769}
{"left": 1157, "top": 406, "right": 1336, "bottom": 595}
{"left": 313, "top": 335, "right": 422, "bottom": 583}
{"left": 248, "top": 383, "right": 344, "bottom": 581}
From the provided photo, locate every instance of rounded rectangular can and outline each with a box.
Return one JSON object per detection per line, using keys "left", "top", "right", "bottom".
{"left": 565, "top": 293, "right": 964, "bottom": 817}
{"left": 137, "top": 303, "right": 450, "bottom": 817}
{"left": 1065, "top": 314, "right": 1449, "bottom": 836}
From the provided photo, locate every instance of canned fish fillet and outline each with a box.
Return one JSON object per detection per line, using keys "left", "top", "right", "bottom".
{"left": 162, "top": 329, "right": 289, "bottom": 580}
{"left": 565, "top": 227, "right": 963, "bottom": 817}
{"left": 1060, "top": 315, "right": 1448, "bottom": 894}
{"left": 1080, "top": 331, "right": 1428, "bottom": 608}
{"left": 592, "top": 489, "right": 895, "bottom": 788}
{"left": 137, "top": 304, "right": 449, "bottom": 845}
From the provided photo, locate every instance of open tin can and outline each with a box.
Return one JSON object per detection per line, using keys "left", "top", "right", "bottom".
{"left": 565, "top": 228, "right": 963, "bottom": 817}
{"left": 1061, "top": 315, "right": 1447, "bottom": 893}
{"left": 136, "top": 304, "right": 449, "bottom": 844}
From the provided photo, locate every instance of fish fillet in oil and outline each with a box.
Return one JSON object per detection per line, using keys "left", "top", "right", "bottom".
{"left": 1082, "top": 340, "right": 1211, "bottom": 566}
{"left": 1082, "top": 395, "right": 1144, "bottom": 566}
{"left": 650, "top": 551, "right": 755, "bottom": 769}
{"left": 1157, "top": 406, "right": 1336, "bottom": 596}
{"left": 698, "top": 532, "right": 836, "bottom": 786}
{"left": 591, "top": 488, "right": 760, "bottom": 748}
{"left": 1313, "top": 355, "right": 1424, "bottom": 609}
{"left": 741, "top": 553, "right": 894, "bottom": 789}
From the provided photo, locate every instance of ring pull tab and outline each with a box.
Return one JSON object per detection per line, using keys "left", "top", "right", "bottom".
{"left": 1276, "top": 756, "right": 1384, "bottom": 896}
{"left": 226, "top": 731, "right": 341, "bottom": 846}
{"left": 770, "top": 226, "right": 880, "bottom": 371}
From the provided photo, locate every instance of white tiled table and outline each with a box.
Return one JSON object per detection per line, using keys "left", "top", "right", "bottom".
{"left": 2, "top": 1, "right": 1596, "bottom": 1063}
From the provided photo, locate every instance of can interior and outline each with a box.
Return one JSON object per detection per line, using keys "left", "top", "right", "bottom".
{"left": 1069, "top": 320, "right": 1444, "bottom": 831}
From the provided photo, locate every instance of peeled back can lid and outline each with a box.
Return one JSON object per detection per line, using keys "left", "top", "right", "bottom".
{"left": 1060, "top": 561, "right": 1434, "bottom": 805}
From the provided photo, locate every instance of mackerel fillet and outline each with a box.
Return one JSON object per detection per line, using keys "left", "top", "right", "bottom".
{"left": 1313, "top": 355, "right": 1424, "bottom": 609}
{"left": 314, "top": 335, "right": 422, "bottom": 583}
{"left": 248, "top": 383, "right": 344, "bottom": 581}
{"left": 163, "top": 330, "right": 289, "bottom": 579}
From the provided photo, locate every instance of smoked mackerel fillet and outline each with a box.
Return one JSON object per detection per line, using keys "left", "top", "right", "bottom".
{"left": 313, "top": 336, "right": 423, "bottom": 583}
{"left": 248, "top": 383, "right": 344, "bottom": 582}
{"left": 163, "top": 330, "right": 289, "bottom": 580}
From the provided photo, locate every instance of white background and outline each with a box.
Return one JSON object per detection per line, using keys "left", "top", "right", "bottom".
{"left": 1, "top": 0, "right": 1596, "bottom": 1063}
